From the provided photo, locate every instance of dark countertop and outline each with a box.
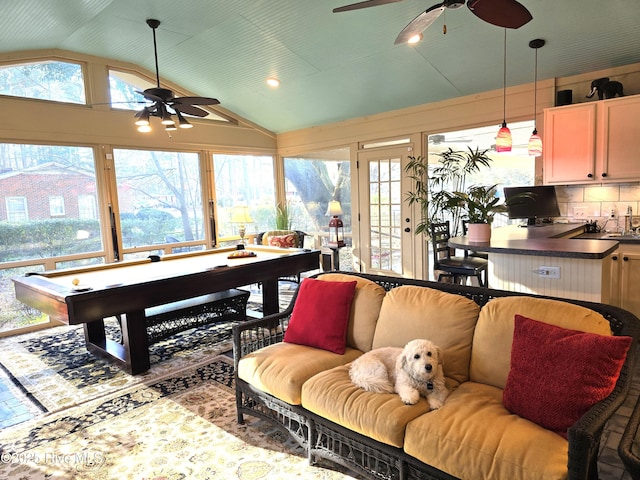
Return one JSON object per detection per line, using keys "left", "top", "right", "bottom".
{"left": 449, "top": 224, "right": 619, "bottom": 259}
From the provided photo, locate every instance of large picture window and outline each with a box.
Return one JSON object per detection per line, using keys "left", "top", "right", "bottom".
{"left": 0, "top": 143, "right": 101, "bottom": 263}
{"left": 213, "top": 154, "right": 275, "bottom": 243}
{"left": 113, "top": 149, "right": 205, "bottom": 250}
{"left": 283, "top": 149, "right": 351, "bottom": 249}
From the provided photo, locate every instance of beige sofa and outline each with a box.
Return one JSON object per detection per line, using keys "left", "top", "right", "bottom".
{"left": 233, "top": 272, "right": 639, "bottom": 480}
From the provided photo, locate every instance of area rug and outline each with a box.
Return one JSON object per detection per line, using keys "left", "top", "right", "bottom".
{"left": 0, "top": 355, "right": 357, "bottom": 480}
{"left": 0, "top": 282, "right": 297, "bottom": 414}
{"left": 0, "top": 317, "right": 239, "bottom": 414}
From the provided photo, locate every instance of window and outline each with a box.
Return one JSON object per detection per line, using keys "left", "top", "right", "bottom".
{"left": 6, "top": 197, "right": 28, "bottom": 222}
{"left": 0, "top": 60, "right": 85, "bottom": 104}
{"left": 113, "top": 149, "right": 205, "bottom": 249}
{"left": 427, "top": 120, "right": 536, "bottom": 232}
{"left": 108, "top": 69, "right": 155, "bottom": 111}
{"left": 49, "top": 196, "right": 65, "bottom": 216}
{"left": 213, "top": 154, "right": 275, "bottom": 242}
{"left": 283, "top": 148, "right": 352, "bottom": 250}
{"left": 0, "top": 143, "right": 101, "bottom": 263}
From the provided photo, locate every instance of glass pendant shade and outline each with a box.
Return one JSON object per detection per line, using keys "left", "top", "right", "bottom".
{"left": 496, "top": 30, "right": 512, "bottom": 153}
{"left": 528, "top": 129, "right": 543, "bottom": 156}
{"left": 496, "top": 122, "right": 512, "bottom": 152}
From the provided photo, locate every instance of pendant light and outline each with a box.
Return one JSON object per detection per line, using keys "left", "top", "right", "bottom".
{"left": 527, "top": 39, "right": 545, "bottom": 157}
{"left": 496, "top": 29, "right": 512, "bottom": 153}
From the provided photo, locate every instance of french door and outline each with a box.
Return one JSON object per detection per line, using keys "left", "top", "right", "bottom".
{"left": 356, "top": 145, "right": 425, "bottom": 278}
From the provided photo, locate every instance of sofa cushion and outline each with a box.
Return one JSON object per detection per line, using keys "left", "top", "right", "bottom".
{"left": 503, "top": 314, "right": 632, "bottom": 438}
{"left": 301, "top": 363, "right": 431, "bottom": 448}
{"left": 371, "top": 285, "right": 480, "bottom": 388}
{"left": 284, "top": 278, "right": 357, "bottom": 354}
{"left": 237, "top": 342, "right": 362, "bottom": 405}
{"left": 319, "top": 273, "right": 387, "bottom": 352}
{"left": 470, "top": 296, "right": 611, "bottom": 389}
{"left": 404, "top": 382, "right": 569, "bottom": 480}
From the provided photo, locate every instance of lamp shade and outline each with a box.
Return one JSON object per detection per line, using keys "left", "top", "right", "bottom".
{"left": 231, "top": 205, "right": 254, "bottom": 224}
{"left": 528, "top": 130, "right": 543, "bottom": 156}
{"left": 496, "top": 122, "right": 513, "bottom": 152}
{"left": 326, "top": 200, "right": 343, "bottom": 217}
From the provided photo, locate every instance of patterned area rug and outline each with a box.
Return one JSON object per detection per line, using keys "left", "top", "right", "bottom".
{"left": 0, "top": 355, "right": 357, "bottom": 480}
{"left": 0, "top": 282, "right": 297, "bottom": 414}
{"left": 0, "top": 318, "right": 238, "bottom": 414}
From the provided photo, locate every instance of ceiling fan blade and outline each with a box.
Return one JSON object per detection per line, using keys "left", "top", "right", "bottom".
{"left": 172, "top": 104, "right": 210, "bottom": 117}
{"left": 467, "top": 0, "right": 532, "bottom": 28}
{"left": 136, "top": 89, "right": 163, "bottom": 103}
{"left": 394, "top": 3, "right": 446, "bottom": 45}
{"left": 173, "top": 96, "right": 220, "bottom": 106}
{"left": 333, "top": 0, "right": 403, "bottom": 13}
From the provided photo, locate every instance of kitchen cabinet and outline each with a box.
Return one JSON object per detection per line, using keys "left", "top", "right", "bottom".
{"left": 610, "top": 245, "right": 640, "bottom": 319}
{"left": 543, "top": 103, "right": 596, "bottom": 184}
{"left": 598, "top": 95, "right": 640, "bottom": 181}
{"left": 543, "top": 95, "right": 640, "bottom": 184}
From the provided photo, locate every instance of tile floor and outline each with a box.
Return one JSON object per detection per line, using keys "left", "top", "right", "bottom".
{"left": 0, "top": 368, "right": 35, "bottom": 428}
{"left": 0, "top": 344, "right": 638, "bottom": 478}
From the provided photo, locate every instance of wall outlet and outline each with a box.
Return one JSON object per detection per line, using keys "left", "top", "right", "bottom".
{"left": 573, "top": 207, "right": 587, "bottom": 218}
{"left": 537, "top": 266, "right": 561, "bottom": 279}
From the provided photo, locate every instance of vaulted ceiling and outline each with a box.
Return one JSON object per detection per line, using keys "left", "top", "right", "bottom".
{"left": 0, "top": 0, "right": 639, "bottom": 134}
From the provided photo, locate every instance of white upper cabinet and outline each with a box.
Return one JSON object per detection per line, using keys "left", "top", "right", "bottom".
{"left": 543, "top": 95, "right": 640, "bottom": 184}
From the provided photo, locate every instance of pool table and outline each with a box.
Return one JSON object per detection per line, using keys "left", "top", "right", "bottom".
{"left": 13, "top": 245, "right": 320, "bottom": 374}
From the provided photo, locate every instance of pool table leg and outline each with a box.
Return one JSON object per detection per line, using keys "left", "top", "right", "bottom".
{"left": 262, "top": 279, "right": 280, "bottom": 315}
{"left": 83, "top": 310, "right": 150, "bottom": 375}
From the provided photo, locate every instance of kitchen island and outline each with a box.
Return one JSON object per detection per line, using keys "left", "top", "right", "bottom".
{"left": 449, "top": 223, "right": 619, "bottom": 303}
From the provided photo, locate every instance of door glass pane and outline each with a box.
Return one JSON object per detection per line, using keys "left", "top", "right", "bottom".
{"left": 213, "top": 154, "right": 275, "bottom": 244}
{"left": 368, "top": 157, "right": 402, "bottom": 274}
{"left": 113, "top": 149, "right": 204, "bottom": 249}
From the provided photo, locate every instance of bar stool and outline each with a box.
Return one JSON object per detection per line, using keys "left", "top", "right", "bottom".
{"left": 430, "top": 221, "right": 488, "bottom": 287}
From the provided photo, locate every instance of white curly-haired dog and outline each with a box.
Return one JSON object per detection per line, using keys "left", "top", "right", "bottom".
{"left": 349, "top": 339, "right": 449, "bottom": 409}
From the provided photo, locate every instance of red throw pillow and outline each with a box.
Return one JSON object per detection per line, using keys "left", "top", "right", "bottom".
{"left": 283, "top": 278, "right": 357, "bottom": 354}
{"left": 503, "top": 314, "right": 632, "bottom": 438}
{"left": 268, "top": 234, "right": 296, "bottom": 248}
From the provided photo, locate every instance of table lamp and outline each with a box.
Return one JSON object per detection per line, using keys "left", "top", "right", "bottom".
{"left": 326, "top": 200, "right": 345, "bottom": 248}
{"left": 231, "top": 205, "right": 254, "bottom": 245}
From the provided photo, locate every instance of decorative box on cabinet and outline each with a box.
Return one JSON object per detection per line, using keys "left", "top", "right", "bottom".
{"left": 543, "top": 95, "right": 640, "bottom": 184}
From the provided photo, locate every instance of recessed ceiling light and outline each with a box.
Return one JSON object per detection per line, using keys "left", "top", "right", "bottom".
{"left": 407, "top": 34, "right": 423, "bottom": 44}
{"left": 266, "top": 77, "right": 280, "bottom": 87}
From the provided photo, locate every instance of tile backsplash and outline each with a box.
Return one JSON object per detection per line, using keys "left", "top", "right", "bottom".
{"left": 556, "top": 184, "right": 640, "bottom": 232}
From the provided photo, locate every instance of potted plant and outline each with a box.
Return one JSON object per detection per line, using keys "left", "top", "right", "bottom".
{"left": 405, "top": 147, "right": 493, "bottom": 238}
{"left": 275, "top": 201, "right": 291, "bottom": 230}
{"left": 443, "top": 184, "right": 506, "bottom": 242}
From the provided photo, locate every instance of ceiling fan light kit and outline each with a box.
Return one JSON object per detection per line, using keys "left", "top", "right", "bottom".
{"left": 527, "top": 38, "right": 545, "bottom": 157}
{"left": 134, "top": 19, "right": 220, "bottom": 134}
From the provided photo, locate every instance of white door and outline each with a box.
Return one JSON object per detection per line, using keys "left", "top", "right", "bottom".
{"left": 356, "top": 146, "right": 424, "bottom": 278}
